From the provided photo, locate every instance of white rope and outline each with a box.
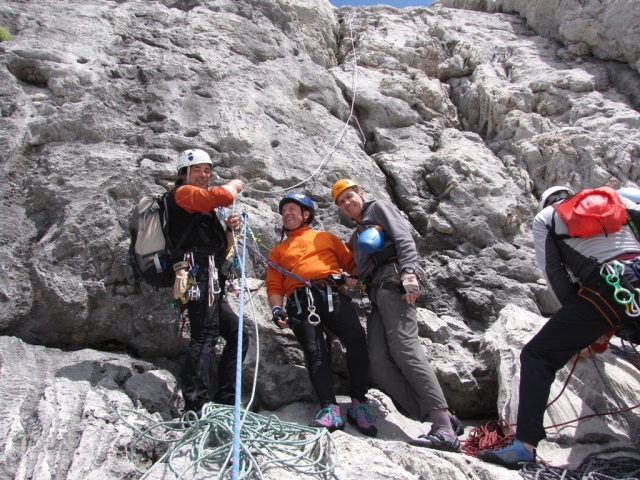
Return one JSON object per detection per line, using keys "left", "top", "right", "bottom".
{"left": 244, "top": 11, "right": 363, "bottom": 196}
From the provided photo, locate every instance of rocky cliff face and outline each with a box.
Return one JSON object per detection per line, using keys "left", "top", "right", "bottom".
{"left": 0, "top": 0, "right": 639, "bottom": 479}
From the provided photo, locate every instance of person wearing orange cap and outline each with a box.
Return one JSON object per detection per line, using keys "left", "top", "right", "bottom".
{"left": 331, "top": 179, "right": 463, "bottom": 452}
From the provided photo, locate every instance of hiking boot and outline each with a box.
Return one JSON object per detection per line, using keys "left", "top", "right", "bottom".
{"left": 347, "top": 399, "right": 378, "bottom": 437}
{"left": 310, "top": 404, "right": 345, "bottom": 432}
{"left": 477, "top": 439, "right": 536, "bottom": 470}
{"left": 450, "top": 412, "right": 464, "bottom": 436}
{"left": 409, "top": 430, "right": 461, "bottom": 453}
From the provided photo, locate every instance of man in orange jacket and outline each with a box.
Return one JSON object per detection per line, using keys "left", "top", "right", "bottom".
{"left": 266, "top": 193, "right": 377, "bottom": 436}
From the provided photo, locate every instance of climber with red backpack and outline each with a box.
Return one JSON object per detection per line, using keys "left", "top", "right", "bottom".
{"left": 478, "top": 185, "right": 640, "bottom": 470}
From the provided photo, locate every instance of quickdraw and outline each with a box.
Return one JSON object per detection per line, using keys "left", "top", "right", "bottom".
{"left": 208, "top": 254, "right": 220, "bottom": 306}
{"left": 184, "top": 252, "right": 201, "bottom": 302}
{"left": 600, "top": 260, "right": 640, "bottom": 317}
{"left": 292, "top": 287, "right": 321, "bottom": 326}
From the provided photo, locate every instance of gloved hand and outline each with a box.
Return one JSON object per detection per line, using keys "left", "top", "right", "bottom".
{"left": 173, "top": 261, "right": 190, "bottom": 303}
{"left": 401, "top": 271, "right": 420, "bottom": 304}
{"left": 271, "top": 306, "right": 289, "bottom": 328}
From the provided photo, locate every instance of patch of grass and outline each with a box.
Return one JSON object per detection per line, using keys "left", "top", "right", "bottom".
{"left": 0, "top": 26, "right": 13, "bottom": 42}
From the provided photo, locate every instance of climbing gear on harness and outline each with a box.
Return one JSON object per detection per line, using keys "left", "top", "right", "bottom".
{"left": 171, "top": 298, "right": 190, "bottom": 344}
{"left": 291, "top": 287, "right": 321, "bottom": 326}
{"left": 539, "top": 186, "right": 574, "bottom": 212}
{"left": 311, "top": 404, "right": 344, "bottom": 432}
{"left": 356, "top": 226, "right": 385, "bottom": 254}
{"left": 599, "top": 260, "right": 640, "bottom": 318}
{"left": 208, "top": 254, "right": 220, "bottom": 306}
{"left": 477, "top": 439, "right": 536, "bottom": 470}
{"left": 331, "top": 178, "right": 359, "bottom": 203}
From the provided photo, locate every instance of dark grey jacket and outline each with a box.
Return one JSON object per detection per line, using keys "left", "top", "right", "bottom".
{"left": 347, "top": 200, "right": 418, "bottom": 280}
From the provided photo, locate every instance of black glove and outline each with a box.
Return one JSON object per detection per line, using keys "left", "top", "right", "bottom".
{"left": 271, "top": 306, "right": 288, "bottom": 328}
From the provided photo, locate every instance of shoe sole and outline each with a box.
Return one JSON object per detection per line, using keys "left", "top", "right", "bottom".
{"left": 409, "top": 437, "right": 461, "bottom": 453}
{"left": 311, "top": 422, "right": 345, "bottom": 433}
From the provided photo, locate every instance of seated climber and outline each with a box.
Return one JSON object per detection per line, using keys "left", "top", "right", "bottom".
{"left": 478, "top": 186, "right": 640, "bottom": 469}
{"left": 265, "top": 192, "right": 377, "bottom": 437}
{"left": 331, "top": 179, "right": 463, "bottom": 453}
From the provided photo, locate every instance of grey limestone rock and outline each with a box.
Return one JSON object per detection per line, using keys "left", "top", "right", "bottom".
{"left": 1, "top": 0, "right": 639, "bottom": 477}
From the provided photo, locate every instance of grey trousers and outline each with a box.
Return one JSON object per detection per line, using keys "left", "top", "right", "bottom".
{"left": 368, "top": 264, "right": 448, "bottom": 422}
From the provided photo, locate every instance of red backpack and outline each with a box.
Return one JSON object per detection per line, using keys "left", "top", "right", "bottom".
{"left": 555, "top": 186, "right": 627, "bottom": 238}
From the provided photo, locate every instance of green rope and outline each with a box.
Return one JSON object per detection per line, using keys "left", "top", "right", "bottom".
{"left": 118, "top": 405, "right": 339, "bottom": 479}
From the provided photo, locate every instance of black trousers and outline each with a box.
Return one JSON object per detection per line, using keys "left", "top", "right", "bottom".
{"left": 516, "top": 264, "right": 639, "bottom": 446}
{"left": 182, "top": 287, "right": 249, "bottom": 411}
{"left": 287, "top": 288, "right": 369, "bottom": 408}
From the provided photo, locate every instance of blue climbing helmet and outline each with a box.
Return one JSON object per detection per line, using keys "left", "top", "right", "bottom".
{"left": 279, "top": 193, "right": 315, "bottom": 225}
{"left": 357, "top": 226, "right": 385, "bottom": 254}
{"left": 617, "top": 187, "right": 640, "bottom": 204}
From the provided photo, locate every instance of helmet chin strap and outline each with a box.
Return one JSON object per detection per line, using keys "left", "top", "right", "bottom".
{"left": 185, "top": 166, "right": 191, "bottom": 185}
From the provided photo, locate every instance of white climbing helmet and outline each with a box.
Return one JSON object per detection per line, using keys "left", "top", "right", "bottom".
{"left": 538, "top": 186, "right": 574, "bottom": 212}
{"left": 176, "top": 149, "right": 213, "bottom": 172}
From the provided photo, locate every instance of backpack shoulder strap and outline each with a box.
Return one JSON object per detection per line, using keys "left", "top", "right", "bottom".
{"left": 546, "top": 202, "right": 571, "bottom": 241}
{"left": 161, "top": 192, "right": 199, "bottom": 251}
{"left": 626, "top": 207, "right": 640, "bottom": 242}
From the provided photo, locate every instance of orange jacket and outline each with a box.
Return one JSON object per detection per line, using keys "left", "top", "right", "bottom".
{"left": 174, "top": 184, "right": 234, "bottom": 213}
{"left": 266, "top": 226, "right": 356, "bottom": 297}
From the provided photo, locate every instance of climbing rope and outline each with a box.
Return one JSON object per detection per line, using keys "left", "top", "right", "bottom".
{"left": 519, "top": 446, "right": 640, "bottom": 480}
{"left": 463, "top": 352, "right": 640, "bottom": 459}
{"left": 118, "top": 405, "right": 339, "bottom": 479}
{"left": 119, "top": 211, "right": 340, "bottom": 479}
{"left": 462, "top": 418, "right": 515, "bottom": 458}
{"left": 231, "top": 211, "right": 249, "bottom": 479}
